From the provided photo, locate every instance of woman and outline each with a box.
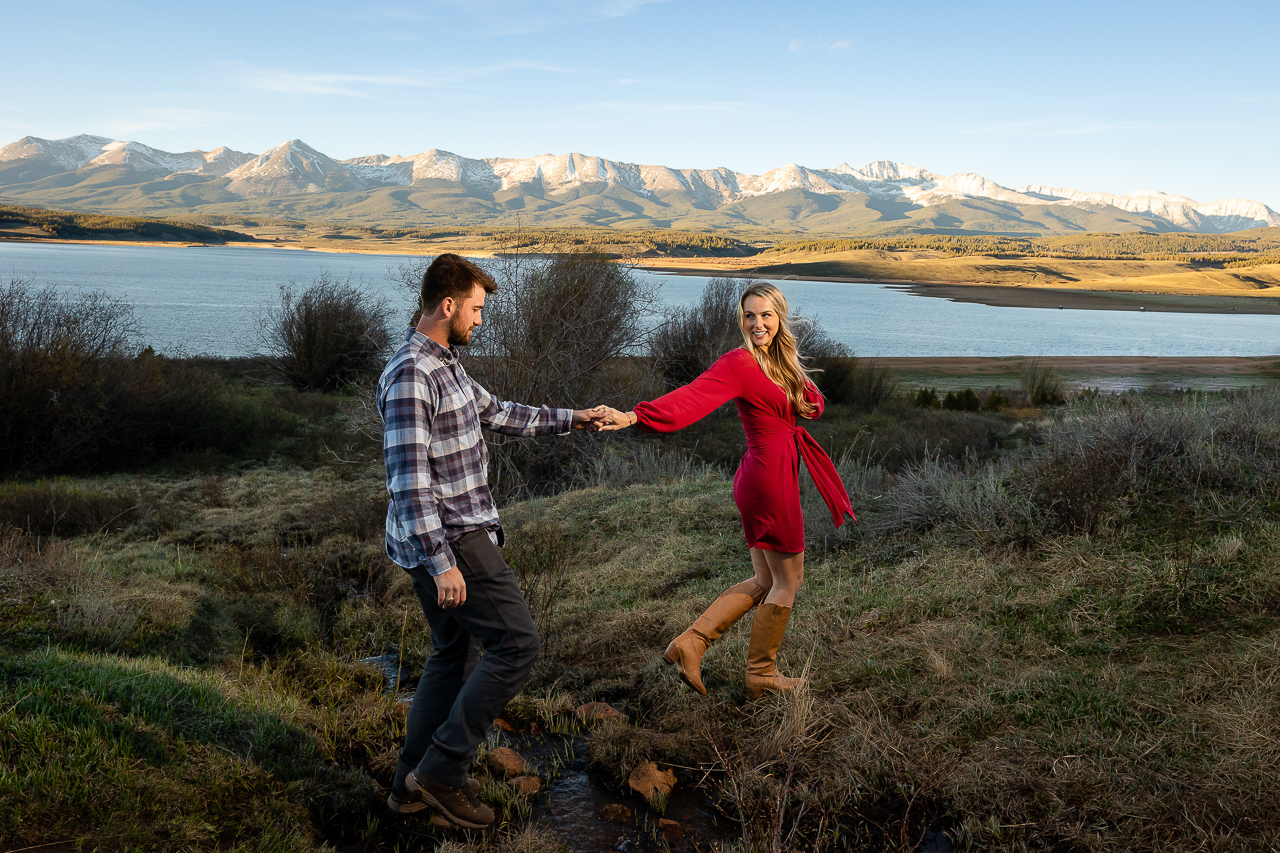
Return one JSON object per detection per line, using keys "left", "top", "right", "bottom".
{"left": 599, "top": 282, "right": 854, "bottom": 698}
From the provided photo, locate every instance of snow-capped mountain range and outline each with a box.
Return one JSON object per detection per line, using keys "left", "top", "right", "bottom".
{"left": 2, "top": 133, "right": 1277, "bottom": 235}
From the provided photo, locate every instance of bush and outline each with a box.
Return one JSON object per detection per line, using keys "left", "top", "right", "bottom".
{"left": 259, "top": 273, "right": 394, "bottom": 392}
{"left": 650, "top": 276, "right": 746, "bottom": 390}
{"left": 943, "top": 388, "right": 981, "bottom": 412}
{"left": 913, "top": 387, "right": 940, "bottom": 408}
{"left": 0, "top": 276, "right": 307, "bottom": 476}
{"left": 1021, "top": 358, "right": 1065, "bottom": 406}
{"left": 430, "top": 251, "right": 661, "bottom": 499}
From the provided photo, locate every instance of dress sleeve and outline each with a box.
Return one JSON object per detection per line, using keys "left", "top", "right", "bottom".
{"left": 801, "top": 378, "right": 825, "bottom": 420}
{"left": 634, "top": 349, "right": 745, "bottom": 433}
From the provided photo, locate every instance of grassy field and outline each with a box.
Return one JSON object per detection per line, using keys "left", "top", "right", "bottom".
{"left": 3, "top": 361, "right": 1280, "bottom": 852}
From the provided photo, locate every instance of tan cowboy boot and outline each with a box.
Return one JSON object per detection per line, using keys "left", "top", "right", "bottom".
{"left": 663, "top": 580, "right": 765, "bottom": 694}
{"left": 744, "top": 603, "right": 805, "bottom": 699}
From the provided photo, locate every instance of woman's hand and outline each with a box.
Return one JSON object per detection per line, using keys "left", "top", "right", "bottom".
{"left": 595, "top": 407, "right": 637, "bottom": 431}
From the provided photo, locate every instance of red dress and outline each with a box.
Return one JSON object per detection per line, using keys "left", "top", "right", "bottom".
{"left": 634, "top": 348, "right": 855, "bottom": 553}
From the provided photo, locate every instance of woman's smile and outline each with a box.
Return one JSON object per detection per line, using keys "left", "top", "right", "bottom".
{"left": 742, "top": 295, "right": 778, "bottom": 350}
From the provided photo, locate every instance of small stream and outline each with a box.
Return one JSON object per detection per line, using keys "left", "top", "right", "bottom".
{"left": 360, "top": 654, "right": 730, "bottom": 851}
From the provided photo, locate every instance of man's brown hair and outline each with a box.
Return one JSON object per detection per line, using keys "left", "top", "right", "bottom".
{"left": 419, "top": 253, "right": 497, "bottom": 314}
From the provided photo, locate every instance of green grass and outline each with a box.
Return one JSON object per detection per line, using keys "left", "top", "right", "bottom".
{"left": 2, "top": 384, "right": 1279, "bottom": 850}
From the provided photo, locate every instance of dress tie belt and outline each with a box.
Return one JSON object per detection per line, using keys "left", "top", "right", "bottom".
{"left": 794, "top": 426, "right": 856, "bottom": 527}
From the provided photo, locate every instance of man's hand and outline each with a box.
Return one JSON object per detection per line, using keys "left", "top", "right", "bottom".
{"left": 572, "top": 405, "right": 609, "bottom": 430}
{"left": 594, "top": 407, "right": 637, "bottom": 432}
{"left": 435, "top": 566, "right": 466, "bottom": 608}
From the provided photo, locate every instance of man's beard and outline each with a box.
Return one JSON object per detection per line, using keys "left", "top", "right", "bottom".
{"left": 447, "top": 315, "right": 474, "bottom": 346}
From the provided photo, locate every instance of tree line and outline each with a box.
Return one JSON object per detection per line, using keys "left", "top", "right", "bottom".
{"left": 0, "top": 204, "right": 252, "bottom": 243}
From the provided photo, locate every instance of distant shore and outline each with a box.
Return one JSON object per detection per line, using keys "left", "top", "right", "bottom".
{"left": 6, "top": 232, "right": 1280, "bottom": 316}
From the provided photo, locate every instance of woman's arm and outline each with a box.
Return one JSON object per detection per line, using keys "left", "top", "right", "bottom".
{"left": 801, "top": 378, "right": 825, "bottom": 420}
{"left": 597, "top": 350, "right": 746, "bottom": 433}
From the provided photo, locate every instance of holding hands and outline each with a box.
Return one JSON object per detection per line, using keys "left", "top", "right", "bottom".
{"left": 594, "top": 407, "right": 637, "bottom": 432}
{"left": 571, "top": 406, "right": 637, "bottom": 432}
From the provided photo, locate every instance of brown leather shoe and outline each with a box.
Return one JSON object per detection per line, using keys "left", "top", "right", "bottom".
{"left": 406, "top": 771, "right": 495, "bottom": 828}
{"left": 663, "top": 579, "right": 765, "bottom": 694}
{"left": 387, "top": 777, "right": 480, "bottom": 815}
{"left": 744, "top": 603, "right": 805, "bottom": 699}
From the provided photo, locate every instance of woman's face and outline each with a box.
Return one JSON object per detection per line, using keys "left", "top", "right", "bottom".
{"left": 742, "top": 294, "right": 779, "bottom": 350}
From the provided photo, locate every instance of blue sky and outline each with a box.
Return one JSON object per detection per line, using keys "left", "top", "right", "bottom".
{"left": 6, "top": 0, "right": 1279, "bottom": 207}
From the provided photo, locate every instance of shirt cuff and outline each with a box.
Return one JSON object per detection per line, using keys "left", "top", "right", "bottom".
{"left": 553, "top": 407, "right": 575, "bottom": 435}
{"left": 423, "top": 543, "right": 456, "bottom": 576}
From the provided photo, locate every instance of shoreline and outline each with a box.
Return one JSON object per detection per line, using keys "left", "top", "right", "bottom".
{"left": 6, "top": 234, "right": 1280, "bottom": 315}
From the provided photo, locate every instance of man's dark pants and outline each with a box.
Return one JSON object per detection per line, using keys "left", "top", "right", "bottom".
{"left": 393, "top": 529, "right": 540, "bottom": 791}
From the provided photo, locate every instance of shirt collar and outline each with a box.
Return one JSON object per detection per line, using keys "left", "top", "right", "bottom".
{"left": 406, "top": 327, "right": 457, "bottom": 364}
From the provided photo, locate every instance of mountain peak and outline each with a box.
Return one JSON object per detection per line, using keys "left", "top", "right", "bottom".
{"left": 2, "top": 132, "right": 1277, "bottom": 233}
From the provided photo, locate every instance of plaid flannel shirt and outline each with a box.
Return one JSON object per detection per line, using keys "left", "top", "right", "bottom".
{"left": 377, "top": 329, "right": 573, "bottom": 575}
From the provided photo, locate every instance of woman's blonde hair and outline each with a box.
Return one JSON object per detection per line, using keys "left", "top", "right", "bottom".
{"left": 737, "top": 282, "right": 818, "bottom": 418}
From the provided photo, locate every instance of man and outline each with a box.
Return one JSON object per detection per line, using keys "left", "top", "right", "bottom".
{"left": 378, "top": 253, "right": 602, "bottom": 828}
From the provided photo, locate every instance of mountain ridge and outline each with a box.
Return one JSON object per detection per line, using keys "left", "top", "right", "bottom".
{"left": 2, "top": 133, "right": 1276, "bottom": 236}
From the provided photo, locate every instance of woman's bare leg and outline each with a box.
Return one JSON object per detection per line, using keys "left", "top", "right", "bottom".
{"left": 749, "top": 548, "right": 774, "bottom": 596}
{"left": 754, "top": 548, "right": 804, "bottom": 607}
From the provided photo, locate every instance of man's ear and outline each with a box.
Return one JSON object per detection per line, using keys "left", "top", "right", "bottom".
{"left": 437, "top": 295, "right": 456, "bottom": 319}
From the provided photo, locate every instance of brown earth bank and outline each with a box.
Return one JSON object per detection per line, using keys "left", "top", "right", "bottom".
{"left": 878, "top": 355, "right": 1280, "bottom": 392}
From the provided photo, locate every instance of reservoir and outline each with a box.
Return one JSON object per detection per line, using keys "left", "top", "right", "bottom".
{"left": 2, "top": 242, "right": 1278, "bottom": 359}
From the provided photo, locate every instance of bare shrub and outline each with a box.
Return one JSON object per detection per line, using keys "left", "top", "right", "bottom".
{"left": 504, "top": 522, "right": 575, "bottom": 671}
{"left": 1021, "top": 357, "right": 1065, "bottom": 406}
{"left": 865, "top": 453, "right": 1038, "bottom": 544}
{"left": 0, "top": 277, "right": 291, "bottom": 476}
{"left": 650, "top": 276, "right": 746, "bottom": 390}
{"left": 1028, "top": 387, "right": 1280, "bottom": 533}
{"left": 437, "top": 249, "right": 659, "bottom": 499}
{"left": 0, "top": 277, "right": 137, "bottom": 474}
{"left": 259, "top": 273, "right": 394, "bottom": 392}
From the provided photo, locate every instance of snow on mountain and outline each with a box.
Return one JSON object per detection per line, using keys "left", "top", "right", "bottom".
{"left": 0, "top": 134, "right": 117, "bottom": 170}
{"left": 904, "top": 173, "right": 1045, "bottom": 207}
{"left": 225, "top": 140, "right": 354, "bottom": 195}
{"left": 0, "top": 135, "right": 254, "bottom": 178}
{"left": 3, "top": 133, "right": 1278, "bottom": 233}
{"left": 1019, "top": 185, "right": 1280, "bottom": 232}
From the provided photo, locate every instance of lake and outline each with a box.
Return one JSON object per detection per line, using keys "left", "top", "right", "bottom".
{"left": 2, "top": 242, "right": 1278, "bottom": 359}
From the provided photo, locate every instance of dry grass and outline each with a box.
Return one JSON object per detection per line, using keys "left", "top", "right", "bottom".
{"left": 4, "top": 387, "right": 1280, "bottom": 851}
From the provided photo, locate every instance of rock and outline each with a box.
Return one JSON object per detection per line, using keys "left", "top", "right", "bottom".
{"left": 508, "top": 775, "right": 541, "bottom": 794}
{"left": 492, "top": 717, "right": 515, "bottom": 731}
{"left": 627, "top": 761, "right": 675, "bottom": 806}
{"left": 429, "top": 813, "right": 452, "bottom": 828}
{"left": 658, "top": 818, "right": 685, "bottom": 841}
{"left": 600, "top": 803, "right": 632, "bottom": 822}
{"left": 577, "top": 701, "right": 626, "bottom": 723}
{"left": 486, "top": 746, "right": 528, "bottom": 777}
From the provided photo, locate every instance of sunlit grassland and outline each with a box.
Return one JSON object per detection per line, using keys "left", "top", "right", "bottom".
{"left": 3, "top": 386, "right": 1280, "bottom": 851}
